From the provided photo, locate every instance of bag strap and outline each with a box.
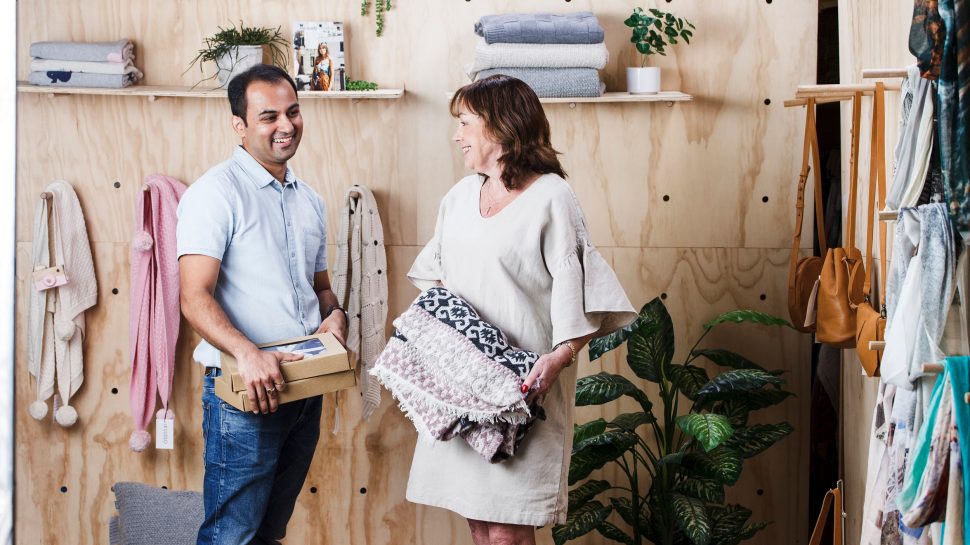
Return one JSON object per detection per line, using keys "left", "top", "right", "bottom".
{"left": 862, "top": 83, "right": 888, "bottom": 306}
{"left": 846, "top": 92, "right": 863, "bottom": 252}
{"left": 789, "top": 100, "right": 827, "bottom": 282}
{"left": 808, "top": 484, "right": 844, "bottom": 545}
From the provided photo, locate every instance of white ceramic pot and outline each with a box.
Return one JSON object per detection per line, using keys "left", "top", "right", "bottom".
{"left": 627, "top": 66, "right": 661, "bottom": 95}
{"left": 215, "top": 45, "right": 265, "bottom": 87}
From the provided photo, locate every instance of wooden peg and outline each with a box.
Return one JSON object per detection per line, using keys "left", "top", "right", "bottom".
{"left": 868, "top": 341, "right": 886, "bottom": 351}
{"left": 922, "top": 363, "right": 945, "bottom": 374}
{"left": 40, "top": 191, "right": 52, "bottom": 200}
{"left": 878, "top": 210, "right": 899, "bottom": 221}
{"left": 862, "top": 68, "right": 909, "bottom": 79}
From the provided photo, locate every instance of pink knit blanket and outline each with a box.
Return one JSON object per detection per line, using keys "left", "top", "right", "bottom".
{"left": 128, "top": 174, "right": 186, "bottom": 452}
{"left": 371, "top": 287, "right": 544, "bottom": 462}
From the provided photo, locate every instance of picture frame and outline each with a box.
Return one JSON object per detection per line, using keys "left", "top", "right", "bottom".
{"left": 292, "top": 21, "right": 347, "bottom": 91}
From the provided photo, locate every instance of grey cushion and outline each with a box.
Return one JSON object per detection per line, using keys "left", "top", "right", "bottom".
{"left": 110, "top": 482, "right": 203, "bottom": 545}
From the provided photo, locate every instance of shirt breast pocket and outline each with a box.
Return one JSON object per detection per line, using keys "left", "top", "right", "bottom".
{"left": 304, "top": 230, "right": 325, "bottom": 273}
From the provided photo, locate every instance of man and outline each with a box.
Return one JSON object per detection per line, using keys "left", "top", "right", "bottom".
{"left": 177, "top": 64, "right": 346, "bottom": 545}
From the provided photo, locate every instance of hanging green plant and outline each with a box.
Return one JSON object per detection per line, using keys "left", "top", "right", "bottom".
{"left": 361, "top": 0, "right": 393, "bottom": 36}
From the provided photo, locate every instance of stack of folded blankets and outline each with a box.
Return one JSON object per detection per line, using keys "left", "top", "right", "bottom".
{"left": 28, "top": 39, "right": 143, "bottom": 89}
{"left": 467, "top": 12, "right": 607, "bottom": 98}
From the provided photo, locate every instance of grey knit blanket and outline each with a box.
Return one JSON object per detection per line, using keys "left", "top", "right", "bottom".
{"left": 477, "top": 67, "right": 604, "bottom": 98}
{"left": 475, "top": 12, "right": 604, "bottom": 44}
{"left": 30, "top": 39, "right": 134, "bottom": 63}
{"left": 371, "top": 287, "right": 544, "bottom": 463}
{"left": 28, "top": 70, "right": 139, "bottom": 88}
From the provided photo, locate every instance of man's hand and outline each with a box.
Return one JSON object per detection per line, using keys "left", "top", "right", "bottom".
{"left": 315, "top": 309, "right": 347, "bottom": 346}
{"left": 236, "top": 347, "right": 303, "bottom": 414}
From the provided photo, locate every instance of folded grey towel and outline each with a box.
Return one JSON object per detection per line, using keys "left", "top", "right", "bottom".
{"left": 477, "top": 68, "right": 604, "bottom": 98}
{"left": 30, "top": 39, "right": 134, "bottom": 63}
{"left": 28, "top": 70, "right": 139, "bottom": 88}
{"left": 475, "top": 12, "right": 604, "bottom": 44}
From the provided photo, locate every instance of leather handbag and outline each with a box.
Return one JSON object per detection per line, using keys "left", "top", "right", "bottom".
{"left": 817, "top": 93, "right": 866, "bottom": 348}
{"left": 855, "top": 83, "right": 888, "bottom": 376}
{"left": 809, "top": 481, "right": 844, "bottom": 545}
{"left": 788, "top": 99, "right": 829, "bottom": 332}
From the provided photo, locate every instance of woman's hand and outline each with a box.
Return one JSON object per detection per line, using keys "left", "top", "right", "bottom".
{"left": 521, "top": 345, "right": 573, "bottom": 403}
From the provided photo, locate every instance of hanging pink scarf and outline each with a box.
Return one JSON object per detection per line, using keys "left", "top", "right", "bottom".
{"left": 128, "top": 174, "right": 186, "bottom": 451}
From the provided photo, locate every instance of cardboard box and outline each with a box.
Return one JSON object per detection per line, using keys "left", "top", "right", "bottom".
{"left": 219, "top": 332, "right": 351, "bottom": 392}
{"left": 214, "top": 369, "right": 356, "bottom": 412}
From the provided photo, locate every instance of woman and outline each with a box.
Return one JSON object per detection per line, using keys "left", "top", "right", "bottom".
{"left": 311, "top": 43, "right": 333, "bottom": 91}
{"left": 406, "top": 75, "right": 637, "bottom": 544}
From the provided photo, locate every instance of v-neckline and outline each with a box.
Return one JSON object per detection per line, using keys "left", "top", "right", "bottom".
{"left": 476, "top": 174, "right": 545, "bottom": 220}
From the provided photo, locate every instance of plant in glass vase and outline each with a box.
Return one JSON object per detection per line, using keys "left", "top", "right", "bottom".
{"left": 551, "top": 297, "right": 794, "bottom": 545}
{"left": 624, "top": 7, "right": 695, "bottom": 94}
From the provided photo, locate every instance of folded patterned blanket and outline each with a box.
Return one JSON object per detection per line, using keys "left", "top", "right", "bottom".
{"left": 31, "top": 58, "right": 143, "bottom": 79}
{"left": 466, "top": 38, "right": 608, "bottom": 80}
{"left": 28, "top": 71, "right": 140, "bottom": 89}
{"left": 477, "top": 67, "right": 604, "bottom": 98}
{"left": 371, "top": 287, "right": 544, "bottom": 463}
{"left": 30, "top": 39, "right": 134, "bottom": 63}
{"left": 475, "top": 12, "right": 604, "bottom": 44}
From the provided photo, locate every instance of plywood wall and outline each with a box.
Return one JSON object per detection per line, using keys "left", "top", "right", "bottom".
{"left": 15, "top": 1, "right": 817, "bottom": 544}
{"left": 836, "top": 2, "right": 914, "bottom": 544}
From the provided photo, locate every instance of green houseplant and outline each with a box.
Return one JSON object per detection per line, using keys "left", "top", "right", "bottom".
{"left": 624, "top": 7, "right": 695, "bottom": 94}
{"left": 361, "top": 0, "right": 393, "bottom": 36}
{"left": 551, "top": 298, "right": 794, "bottom": 545}
{"left": 187, "top": 22, "right": 289, "bottom": 87}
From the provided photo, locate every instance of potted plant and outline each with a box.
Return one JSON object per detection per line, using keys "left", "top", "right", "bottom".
{"left": 552, "top": 298, "right": 794, "bottom": 545}
{"left": 187, "top": 22, "right": 289, "bottom": 87}
{"left": 624, "top": 7, "right": 695, "bottom": 94}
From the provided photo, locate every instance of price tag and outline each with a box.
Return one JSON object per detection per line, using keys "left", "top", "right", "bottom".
{"left": 156, "top": 413, "right": 175, "bottom": 450}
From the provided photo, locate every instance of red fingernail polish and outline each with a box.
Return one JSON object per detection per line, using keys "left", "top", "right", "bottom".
{"left": 521, "top": 384, "right": 529, "bottom": 393}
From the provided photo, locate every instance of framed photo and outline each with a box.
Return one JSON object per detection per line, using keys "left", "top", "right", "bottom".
{"left": 292, "top": 21, "right": 347, "bottom": 91}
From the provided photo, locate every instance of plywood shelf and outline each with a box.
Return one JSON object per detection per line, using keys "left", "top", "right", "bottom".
{"left": 540, "top": 91, "right": 692, "bottom": 104}
{"left": 17, "top": 82, "right": 405, "bottom": 100}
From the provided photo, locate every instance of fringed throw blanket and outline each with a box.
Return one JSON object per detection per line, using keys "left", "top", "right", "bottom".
{"left": 371, "top": 287, "right": 543, "bottom": 462}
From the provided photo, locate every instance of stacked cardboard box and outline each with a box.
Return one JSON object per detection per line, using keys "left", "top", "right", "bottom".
{"left": 214, "top": 332, "right": 354, "bottom": 411}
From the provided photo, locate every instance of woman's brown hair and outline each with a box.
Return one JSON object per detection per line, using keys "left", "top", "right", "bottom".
{"left": 450, "top": 75, "right": 566, "bottom": 189}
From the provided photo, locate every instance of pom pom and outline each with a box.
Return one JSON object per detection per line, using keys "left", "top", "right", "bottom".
{"left": 129, "top": 430, "right": 151, "bottom": 452}
{"left": 132, "top": 231, "right": 154, "bottom": 252}
{"left": 54, "top": 319, "right": 76, "bottom": 341}
{"left": 54, "top": 405, "right": 78, "bottom": 427}
{"left": 28, "top": 400, "right": 48, "bottom": 420}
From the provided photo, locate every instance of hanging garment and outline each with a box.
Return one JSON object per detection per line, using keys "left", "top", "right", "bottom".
{"left": 937, "top": 0, "right": 970, "bottom": 238}
{"left": 899, "top": 369, "right": 952, "bottom": 528}
{"left": 886, "top": 65, "right": 936, "bottom": 211}
{"left": 860, "top": 382, "right": 896, "bottom": 545}
{"left": 947, "top": 356, "right": 970, "bottom": 545}
{"left": 372, "top": 287, "right": 541, "bottom": 463}
{"left": 26, "top": 181, "right": 97, "bottom": 427}
{"left": 331, "top": 184, "right": 387, "bottom": 419}
{"left": 127, "top": 175, "right": 187, "bottom": 452}
{"left": 910, "top": 0, "right": 946, "bottom": 79}
{"left": 883, "top": 204, "right": 955, "bottom": 389}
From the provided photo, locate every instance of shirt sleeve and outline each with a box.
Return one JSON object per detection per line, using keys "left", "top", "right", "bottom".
{"left": 542, "top": 183, "right": 637, "bottom": 346}
{"left": 314, "top": 192, "right": 329, "bottom": 272}
{"left": 407, "top": 197, "right": 446, "bottom": 292}
{"left": 176, "top": 178, "right": 234, "bottom": 261}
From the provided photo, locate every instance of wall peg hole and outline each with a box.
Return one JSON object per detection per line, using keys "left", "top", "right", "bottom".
{"left": 762, "top": 196, "right": 769, "bottom": 203}
{"left": 661, "top": 293, "right": 668, "bottom": 300}
{"left": 310, "top": 486, "right": 318, "bottom": 494}
{"left": 662, "top": 195, "right": 670, "bottom": 202}
{"left": 113, "top": 181, "right": 121, "bottom": 189}
{"left": 359, "top": 487, "right": 367, "bottom": 494}
{"left": 759, "top": 294, "right": 767, "bottom": 301}
{"left": 757, "top": 488, "right": 765, "bottom": 496}
{"left": 60, "top": 486, "right": 67, "bottom": 493}
{"left": 111, "top": 387, "right": 118, "bottom": 394}
{"left": 111, "top": 288, "right": 119, "bottom": 295}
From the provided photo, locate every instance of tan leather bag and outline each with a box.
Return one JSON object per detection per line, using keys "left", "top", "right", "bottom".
{"left": 817, "top": 93, "right": 866, "bottom": 348}
{"left": 809, "top": 482, "right": 844, "bottom": 545}
{"left": 856, "top": 83, "right": 888, "bottom": 376}
{"left": 788, "top": 99, "right": 829, "bottom": 332}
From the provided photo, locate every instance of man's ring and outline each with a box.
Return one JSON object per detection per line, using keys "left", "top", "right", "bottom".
{"left": 266, "top": 387, "right": 277, "bottom": 394}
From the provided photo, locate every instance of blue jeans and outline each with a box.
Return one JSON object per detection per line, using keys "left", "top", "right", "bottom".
{"left": 197, "top": 371, "right": 322, "bottom": 545}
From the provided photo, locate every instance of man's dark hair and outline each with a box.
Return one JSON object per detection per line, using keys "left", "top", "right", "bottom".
{"left": 227, "top": 64, "right": 298, "bottom": 124}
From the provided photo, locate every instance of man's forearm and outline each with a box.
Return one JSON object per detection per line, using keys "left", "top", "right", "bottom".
{"left": 317, "top": 288, "right": 340, "bottom": 319}
{"left": 181, "top": 289, "right": 257, "bottom": 360}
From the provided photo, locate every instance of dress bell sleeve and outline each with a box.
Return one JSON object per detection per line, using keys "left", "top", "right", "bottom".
{"left": 408, "top": 199, "right": 446, "bottom": 292}
{"left": 546, "top": 187, "right": 637, "bottom": 347}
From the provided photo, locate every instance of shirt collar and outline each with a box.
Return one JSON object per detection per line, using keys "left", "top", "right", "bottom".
{"left": 232, "top": 145, "right": 297, "bottom": 189}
